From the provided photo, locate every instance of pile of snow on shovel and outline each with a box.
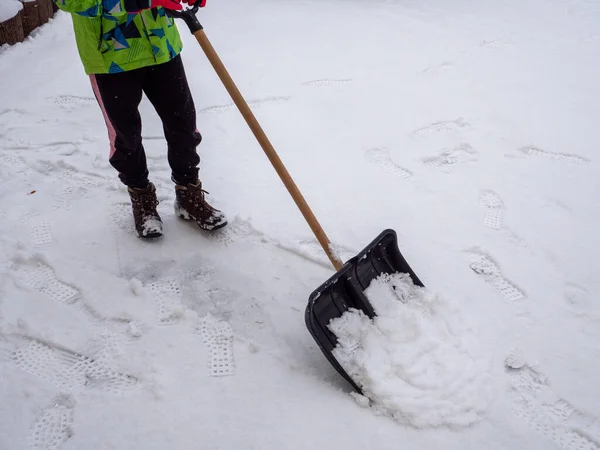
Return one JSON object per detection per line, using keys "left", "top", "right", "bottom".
{"left": 329, "top": 273, "right": 494, "bottom": 428}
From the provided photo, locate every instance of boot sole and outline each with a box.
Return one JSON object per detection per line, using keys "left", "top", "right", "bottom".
{"left": 175, "top": 203, "right": 227, "bottom": 231}
{"left": 137, "top": 229, "right": 163, "bottom": 239}
{"left": 139, "top": 232, "right": 163, "bottom": 239}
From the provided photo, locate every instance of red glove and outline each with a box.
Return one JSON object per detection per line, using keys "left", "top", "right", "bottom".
{"left": 182, "top": 0, "right": 207, "bottom": 6}
{"left": 150, "top": 0, "right": 183, "bottom": 10}
{"left": 125, "top": 0, "right": 183, "bottom": 11}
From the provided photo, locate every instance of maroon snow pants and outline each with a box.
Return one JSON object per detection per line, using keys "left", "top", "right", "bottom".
{"left": 90, "top": 55, "right": 202, "bottom": 189}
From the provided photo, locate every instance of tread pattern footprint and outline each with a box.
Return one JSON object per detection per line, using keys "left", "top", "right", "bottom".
{"left": 302, "top": 79, "right": 352, "bottom": 86}
{"left": 423, "top": 143, "right": 478, "bottom": 168}
{"left": 25, "top": 214, "right": 54, "bottom": 246}
{"left": 365, "top": 147, "right": 412, "bottom": 179}
{"left": 470, "top": 254, "right": 525, "bottom": 301}
{"left": 422, "top": 62, "right": 454, "bottom": 74}
{"left": 109, "top": 202, "right": 135, "bottom": 236}
{"left": 28, "top": 394, "right": 75, "bottom": 450}
{"left": 480, "top": 190, "right": 504, "bottom": 230}
{"left": 519, "top": 146, "right": 590, "bottom": 164}
{"left": 10, "top": 339, "right": 139, "bottom": 394}
{"left": 148, "top": 278, "right": 183, "bottom": 325}
{"left": 0, "top": 153, "right": 27, "bottom": 172}
{"left": 33, "top": 161, "right": 106, "bottom": 208}
{"left": 17, "top": 263, "right": 79, "bottom": 305}
{"left": 213, "top": 217, "right": 265, "bottom": 247}
{"left": 200, "top": 96, "right": 290, "bottom": 114}
{"left": 412, "top": 118, "right": 470, "bottom": 137}
{"left": 196, "top": 314, "right": 235, "bottom": 377}
{"left": 50, "top": 95, "right": 95, "bottom": 106}
{"left": 506, "top": 358, "right": 600, "bottom": 450}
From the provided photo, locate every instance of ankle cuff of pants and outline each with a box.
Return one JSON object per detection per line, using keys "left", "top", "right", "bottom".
{"left": 121, "top": 174, "right": 150, "bottom": 190}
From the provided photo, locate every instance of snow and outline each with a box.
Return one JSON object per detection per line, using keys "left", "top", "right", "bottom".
{"left": 0, "top": 0, "right": 23, "bottom": 22}
{"left": 140, "top": 217, "right": 162, "bottom": 237}
{"left": 329, "top": 273, "right": 493, "bottom": 428}
{"left": 1, "top": 0, "right": 600, "bottom": 449}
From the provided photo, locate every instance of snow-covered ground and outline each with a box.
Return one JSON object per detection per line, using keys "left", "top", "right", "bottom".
{"left": 1, "top": 0, "right": 599, "bottom": 448}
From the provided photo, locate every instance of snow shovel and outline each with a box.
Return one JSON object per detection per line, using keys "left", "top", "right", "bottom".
{"left": 169, "top": 5, "right": 425, "bottom": 393}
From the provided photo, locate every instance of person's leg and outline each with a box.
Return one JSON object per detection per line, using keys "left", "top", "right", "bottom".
{"left": 90, "top": 70, "right": 162, "bottom": 239}
{"left": 141, "top": 54, "right": 201, "bottom": 186}
{"left": 90, "top": 70, "right": 149, "bottom": 189}
{"left": 143, "top": 55, "right": 227, "bottom": 231}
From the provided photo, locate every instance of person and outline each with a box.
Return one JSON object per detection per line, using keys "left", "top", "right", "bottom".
{"left": 53, "top": 0, "right": 227, "bottom": 238}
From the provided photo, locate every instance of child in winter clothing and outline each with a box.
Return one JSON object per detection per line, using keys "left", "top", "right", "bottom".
{"left": 53, "top": 0, "right": 227, "bottom": 238}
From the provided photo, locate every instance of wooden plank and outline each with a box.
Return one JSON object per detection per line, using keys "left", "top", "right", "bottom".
{"left": 21, "top": 0, "right": 41, "bottom": 37}
{"left": 0, "top": 10, "right": 25, "bottom": 46}
{"left": 48, "top": 0, "right": 56, "bottom": 17}
{"left": 38, "top": 0, "right": 50, "bottom": 24}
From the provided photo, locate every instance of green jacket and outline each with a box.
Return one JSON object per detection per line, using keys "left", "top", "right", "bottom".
{"left": 54, "top": 0, "right": 183, "bottom": 74}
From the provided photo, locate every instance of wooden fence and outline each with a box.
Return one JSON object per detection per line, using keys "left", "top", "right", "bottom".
{"left": 0, "top": 0, "right": 58, "bottom": 46}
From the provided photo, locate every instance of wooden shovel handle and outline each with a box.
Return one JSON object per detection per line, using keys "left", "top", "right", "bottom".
{"left": 193, "top": 29, "right": 343, "bottom": 271}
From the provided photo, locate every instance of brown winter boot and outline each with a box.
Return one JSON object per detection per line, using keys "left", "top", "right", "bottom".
{"left": 174, "top": 180, "right": 227, "bottom": 231}
{"left": 127, "top": 182, "right": 163, "bottom": 239}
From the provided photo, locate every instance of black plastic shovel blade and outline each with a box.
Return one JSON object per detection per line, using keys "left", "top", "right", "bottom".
{"left": 305, "top": 229, "right": 424, "bottom": 392}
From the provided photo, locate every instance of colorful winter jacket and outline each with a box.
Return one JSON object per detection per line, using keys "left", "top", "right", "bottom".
{"left": 54, "top": 0, "right": 183, "bottom": 74}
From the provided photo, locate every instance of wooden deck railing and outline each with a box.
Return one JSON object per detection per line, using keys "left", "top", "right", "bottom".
{"left": 1, "top": 0, "right": 58, "bottom": 46}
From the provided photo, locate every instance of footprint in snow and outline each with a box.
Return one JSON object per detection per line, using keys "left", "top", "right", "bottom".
{"left": 0, "top": 108, "right": 28, "bottom": 118}
{"left": 0, "top": 153, "right": 28, "bottom": 177}
{"left": 476, "top": 192, "right": 528, "bottom": 247}
{"left": 422, "top": 143, "right": 479, "bottom": 168}
{"left": 518, "top": 146, "right": 590, "bottom": 164}
{"left": 421, "top": 62, "right": 454, "bottom": 75}
{"left": 109, "top": 201, "right": 137, "bottom": 237}
{"left": 469, "top": 252, "right": 525, "bottom": 302}
{"left": 147, "top": 278, "right": 185, "bottom": 325}
{"left": 195, "top": 314, "right": 236, "bottom": 377}
{"left": 5, "top": 142, "right": 80, "bottom": 155}
{"left": 365, "top": 147, "right": 412, "bottom": 180}
{"left": 199, "top": 96, "right": 290, "bottom": 114}
{"left": 28, "top": 394, "right": 76, "bottom": 450}
{"left": 14, "top": 261, "right": 80, "bottom": 305}
{"left": 18, "top": 212, "right": 54, "bottom": 246}
{"left": 505, "top": 354, "right": 600, "bottom": 450}
{"left": 302, "top": 78, "right": 352, "bottom": 86}
{"left": 49, "top": 95, "right": 96, "bottom": 106}
{"left": 9, "top": 339, "right": 139, "bottom": 395}
{"left": 411, "top": 118, "right": 470, "bottom": 137}
{"left": 0, "top": 153, "right": 23, "bottom": 166}
{"left": 32, "top": 160, "right": 106, "bottom": 188}
{"left": 11, "top": 258, "right": 136, "bottom": 364}
{"left": 212, "top": 216, "right": 265, "bottom": 247}
{"left": 480, "top": 39, "right": 512, "bottom": 48}
{"left": 31, "top": 160, "right": 108, "bottom": 210}
{"left": 479, "top": 190, "right": 504, "bottom": 230}
{"left": 38, "top": 142, "right": 79, "bottom": 156}
{"left": 30, "top": 218, "right": 53, "bottom": 246}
